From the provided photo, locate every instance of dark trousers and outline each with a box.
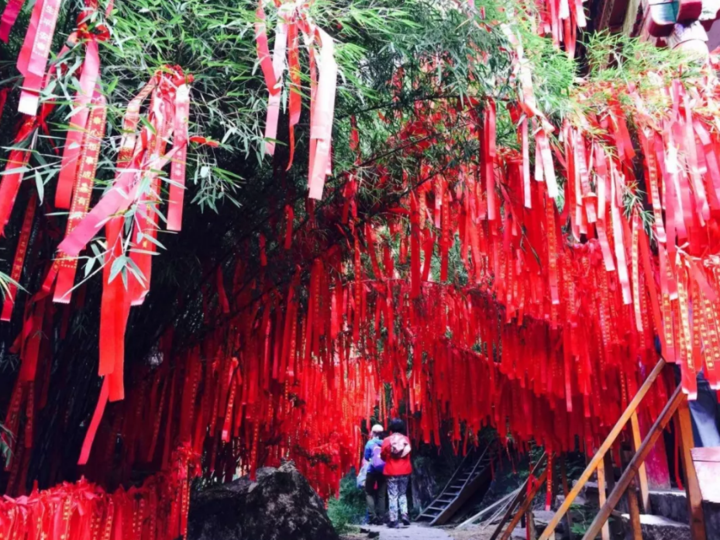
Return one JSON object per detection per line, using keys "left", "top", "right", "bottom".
{"left": 365, "top": 471, "right": 387, "bottom": 520}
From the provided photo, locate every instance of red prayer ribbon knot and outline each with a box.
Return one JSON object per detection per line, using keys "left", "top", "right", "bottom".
{"left": 76, "top": 22, "right": 110, "bottom": 42}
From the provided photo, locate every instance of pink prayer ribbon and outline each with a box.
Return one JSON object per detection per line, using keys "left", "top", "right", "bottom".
{"left": 17, "top": 0, "right": 62, "bottom": 116}
{"left": 264, "top": 15, "right": 288, "bottom": 155}
{"left": 167, "top": 83, "right": 190, "bottom": 231}
{"left": 308, "top": 28, "right": 337, "bottom": 200}
{"left": 0, "top": 0, "right": 25, "bottom": 42}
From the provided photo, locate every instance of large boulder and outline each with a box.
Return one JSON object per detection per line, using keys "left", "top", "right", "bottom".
{"left": 187, "top": 462, "right": 339, "bottom": 540}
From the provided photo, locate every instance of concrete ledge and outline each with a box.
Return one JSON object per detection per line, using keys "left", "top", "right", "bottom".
{"left": 619, "top": 513, "right": 690, "bottom": 540}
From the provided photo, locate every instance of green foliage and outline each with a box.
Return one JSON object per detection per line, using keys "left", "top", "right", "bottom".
{"left": 585, "top": 31, "right": 704, "bottom": 86}
{"left": 327, "top": 473, "right": 367, "bottom": 533}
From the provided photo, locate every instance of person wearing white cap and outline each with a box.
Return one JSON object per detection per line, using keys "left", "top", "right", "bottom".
{"left": 363, "top": 424, "right": 387, "bottom": 524}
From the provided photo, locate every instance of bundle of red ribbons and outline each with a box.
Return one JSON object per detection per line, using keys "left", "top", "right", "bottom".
{"left": 1, "top": 0, "right": 197, "bottom": 506}
{"left": 0, "top": 446, "right": 200, "bottom": 540}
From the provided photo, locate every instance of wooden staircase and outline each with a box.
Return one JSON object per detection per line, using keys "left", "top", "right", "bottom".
{"left": 416, "top": 447, "right": 492, "bottom": 526}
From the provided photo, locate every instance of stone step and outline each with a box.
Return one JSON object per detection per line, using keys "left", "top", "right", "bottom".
{"left": 503, "top": 511, "right": 566, "bottom": 539}
{"left": 523, "top": 510, "right": 551, "bottom": 526}
{"left": 557, "top": 493, "right": 589, "bottom": 507}
{"left": 648, "top": 489, "right": 688, "bottom": 524}
{"left": 573, "top": 480, "right": 690, "bottom": 524}
{"left": 619, "top": 513, "right": 690, "bottom": 540}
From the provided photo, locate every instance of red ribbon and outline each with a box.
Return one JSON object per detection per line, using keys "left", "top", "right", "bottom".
{"left": 53, "top": 92, "right": 107, "bottom": 304}
{"left": 0, "top": 117, "right": 36, "bottom": 237}
{"left": 1, "top": 192, "right": 36, "bottom": 321}
{"left": 55, "top": 36, "right": 102, "bottom": 209}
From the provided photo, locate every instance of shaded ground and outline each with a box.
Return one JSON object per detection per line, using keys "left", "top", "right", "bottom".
{"left": 445, "top": 524, "right": 496, "bottom": 540}
{"left": 340, "top": 523, "right": 498, "bottom": 540}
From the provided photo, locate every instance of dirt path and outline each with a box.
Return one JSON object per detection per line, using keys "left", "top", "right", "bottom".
{"left": 355, "top": 524, "right": 453, "bottom": 540}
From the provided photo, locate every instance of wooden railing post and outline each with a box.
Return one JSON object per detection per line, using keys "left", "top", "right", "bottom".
{"left": 626, "top": 479, "right": 644, "bottom": 540}
{"left": 559, "top": 454, "right": 573, "bottom": 537}
{"left": 538, "top": 357, "right": 667, "bottom": 540}
{"left": 677, "top": 398, "right": 707, "bottom": 540}
{"left": 622, "top": 448, "right": 644, "bottom": 540}
{"left": 630, "top": 410, "right": 651, "bottom": 512}
{"left": 581, "top": 384, "right": 684, "bottom": 540}
{"left": 596, "top": 456, "right": 611, "bottom": 540}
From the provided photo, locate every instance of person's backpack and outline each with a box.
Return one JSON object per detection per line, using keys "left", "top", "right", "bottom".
{"left": 389, "top": 433, "right": 411, "bottom": 458}
{"left": 371, "top": 444, "right": 384, "bottom": 469}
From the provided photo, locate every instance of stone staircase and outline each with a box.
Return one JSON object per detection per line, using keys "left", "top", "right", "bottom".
{"left": 565, "top": 481, "right": 692, "bottom": 540}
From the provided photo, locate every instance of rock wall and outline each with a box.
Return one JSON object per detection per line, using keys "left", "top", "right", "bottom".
{"left": 188, "top": 462, "right": 339, "bottom": 540}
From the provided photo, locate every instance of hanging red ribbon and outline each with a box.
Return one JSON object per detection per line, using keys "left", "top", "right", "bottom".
{"left": 52, "top": 92, "right": 107, "bottom": 303}
{"left": 1, "top": 192, "right": 36, "bottom": 321}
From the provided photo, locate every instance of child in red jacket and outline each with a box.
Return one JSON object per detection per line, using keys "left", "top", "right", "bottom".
{"left": 380, "top": 418, "right": 412, "bottom": 528}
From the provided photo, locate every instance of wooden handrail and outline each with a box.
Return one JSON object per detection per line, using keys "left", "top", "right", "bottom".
{"left": 581, "top": 384, "right": 684, "bottom": 540}
{"left": 489, "top": 452, "right": 547, "bottom": 540}
{"left": 538, "top": 357, "right": 667, "bottom": 540}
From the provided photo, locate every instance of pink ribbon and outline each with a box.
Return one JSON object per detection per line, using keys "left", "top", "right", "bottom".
{"left": 167, "top": 84, "right": 190, "bottom": 231}
{"left": 264, "top": 15, "right": 288, "bottom": 155}
{"left": 0, "top": 0, "right": 25, "bottom": 42}
{"left": 16, "top": 0, "right": 62, "bottom": 116}
{"left": 308, "top": 29, "right": 337, "bottom": 200}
